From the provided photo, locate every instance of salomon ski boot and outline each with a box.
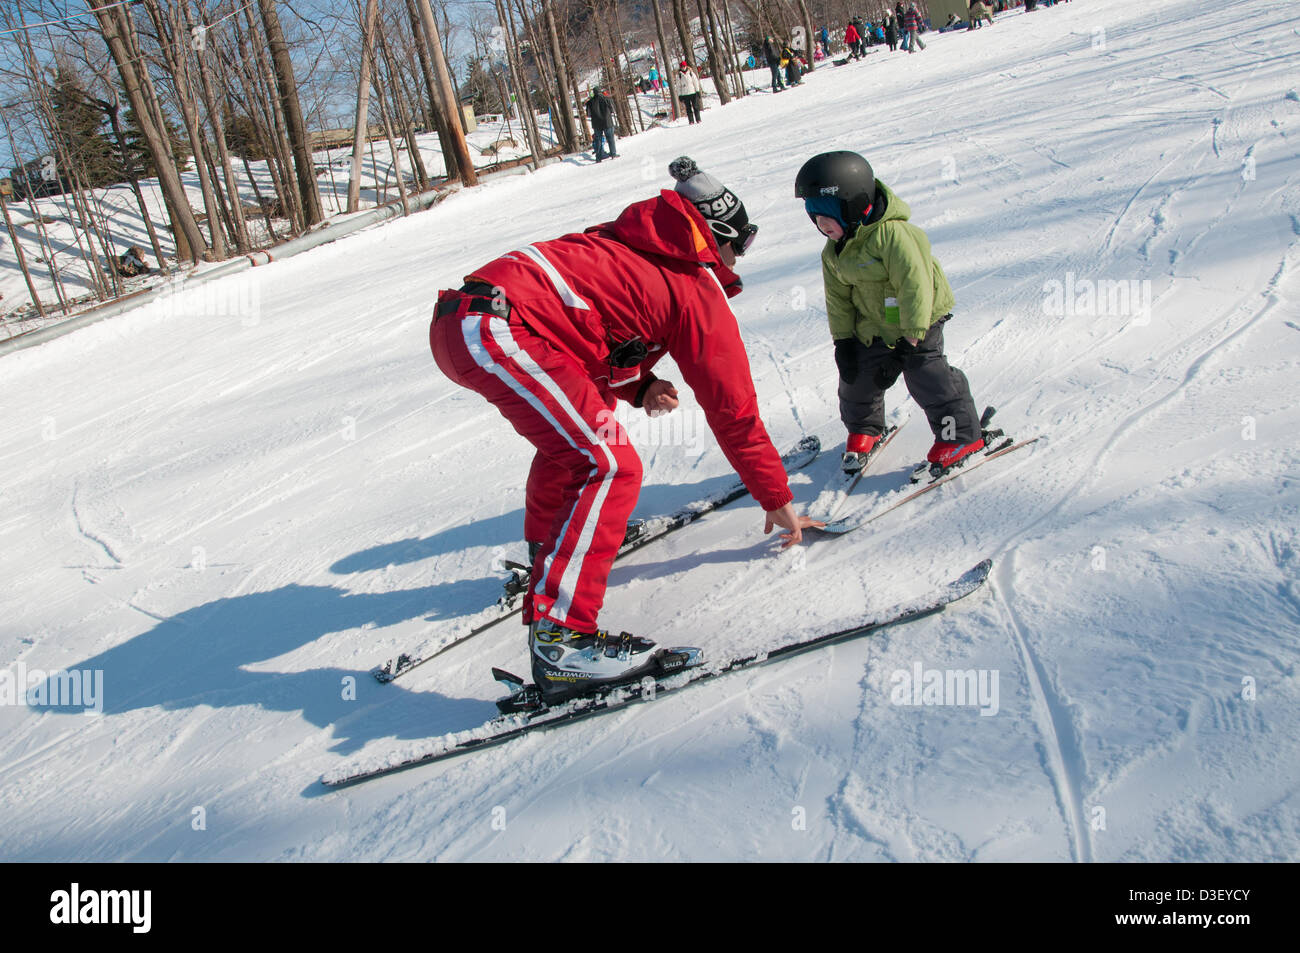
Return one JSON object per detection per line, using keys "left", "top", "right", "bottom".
{"left": 527, "top": 618, "right": 701, "bottom": 706}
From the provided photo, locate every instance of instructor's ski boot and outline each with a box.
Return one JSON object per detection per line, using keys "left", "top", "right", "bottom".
{"left": 522, "top": 618, "right": 701, "bottom": 708}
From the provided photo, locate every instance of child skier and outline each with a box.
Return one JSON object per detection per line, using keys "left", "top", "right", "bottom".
{"left": 794, "top": 151, "right": 985, "bottom": 474}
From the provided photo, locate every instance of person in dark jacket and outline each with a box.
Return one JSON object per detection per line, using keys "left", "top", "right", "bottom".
{"left": 781, "top": 42, "right": 803, "bottom": 86}
{"left": 584, "top": 86, "right": 618, "bottom": 161}
{"left": 895, "top": 3, "right": 909, "bottom": 50}
{"left": 884, "top": 14, "right": 899, "bottom": 51}
{"left": 762, "top": 36, "right": 785, "bottom": 92}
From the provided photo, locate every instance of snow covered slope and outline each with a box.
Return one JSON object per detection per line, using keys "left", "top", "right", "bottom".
{"left": 1, "top": 0, "right": 1297, "bottom": 861}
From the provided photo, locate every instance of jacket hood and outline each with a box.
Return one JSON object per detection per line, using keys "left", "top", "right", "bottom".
{"left": 827, "top": 181, "right": 911, "bottom": 254}
{"left": 871, "top": 181, "right": 911, "bottom": 226}
{"left": 591, "top": 190, "right": 742, "bottom": 292}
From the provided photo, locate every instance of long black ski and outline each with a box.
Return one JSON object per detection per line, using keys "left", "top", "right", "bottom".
{"left": 324, "top": 559, "right": 992, "bottom": 788}
{"left": 372, "top": 436, "right": 822, "bottom": 683}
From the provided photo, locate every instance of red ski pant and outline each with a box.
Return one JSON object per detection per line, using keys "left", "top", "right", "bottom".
{"left": 430, "top": 301, "right": 642, "bottom": 634}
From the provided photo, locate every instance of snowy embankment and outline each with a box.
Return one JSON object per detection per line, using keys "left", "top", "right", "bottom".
{"left": 1, "top": 0, "right": 1298, "bottom": 861}
{"left": 0, "top": 111, "right": 553, "bottom": 327}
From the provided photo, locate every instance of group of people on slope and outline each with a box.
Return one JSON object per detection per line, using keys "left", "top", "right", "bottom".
{"left": 842, "top": 4, "right": 929, "bottom": 57}
{"left": 761, "top": 35, "right": 807, "bottom": 93}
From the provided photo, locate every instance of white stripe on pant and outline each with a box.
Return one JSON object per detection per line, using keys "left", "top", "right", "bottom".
{"left": 459, "top": 314, "right": 620, "bottom": 626}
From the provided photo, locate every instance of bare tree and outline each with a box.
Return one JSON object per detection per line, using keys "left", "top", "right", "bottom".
{"left": 86, "top": 0, "right": 207, "bottom": 262}
{"left": 650, "top": 1, "right": 679, "bottom": 120}
{"left": 412, "top": 0, "right": 477, "bottom": 186}
{"left": 257, "top": 0, "right": 323, "bottom": 226}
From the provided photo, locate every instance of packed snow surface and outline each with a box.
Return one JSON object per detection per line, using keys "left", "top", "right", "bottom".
{"left": 1, "top": 0, "right": 1298, "bottom": 861}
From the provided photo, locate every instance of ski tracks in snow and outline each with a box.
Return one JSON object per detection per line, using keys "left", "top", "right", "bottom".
{"left": 990, "top": 555, "right": 1092, "bottom": 863}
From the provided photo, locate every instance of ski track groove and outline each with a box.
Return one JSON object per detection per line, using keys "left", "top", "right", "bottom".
{"left": 828, "top": 649, "right": 886, "bottom": 863}
{"left": 992, "top": 555, "right": 1091, "bottom": 863}
{"left": 69, "top": 486, "right": 123, "bottom": 567}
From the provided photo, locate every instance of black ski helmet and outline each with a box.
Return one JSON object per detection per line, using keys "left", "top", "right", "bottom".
{"left": 794, "top": 151, "right": 876, "bottom": 226}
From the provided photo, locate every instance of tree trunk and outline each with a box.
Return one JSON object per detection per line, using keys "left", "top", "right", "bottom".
{"left": 610, "top": 1, "right": 645, "bottom": 133}
{"left": 404, "top": 0, "right": 460, "bottom": 182}
{"left": 541, "top": 0, "right": 577, "bottom": 151}
{"left": 213, "top": 39, "right": 281, "bottom": 243}
{"left": 556, "top": 7, "right": 589, "bottom": 144}
{"left": 87, "top": 0, "right": 207, "bottom": 262}
{"left": 238, "top": 1, "right": 304, "bottom": 231}
{"left": 191, "top": 5, "right": 252, "bottom": 251}
{"left": 144, "top": 0, "right": 226, "bottom": 259}
{"left": 257, "top": 0, "right": 324, "bottom": 226}
{"left": 378, "top": 25, "right": 429, "bottom": 191}
{"left": 348, "top": 0, "right": 380, "bottom": 212}
{"left": 370, "top": 46, "right": 410, "bottom": 216}
{"left": 103, "top": 96, "right": 169, "bottom": 269}
{"left": 651, "top": 2, "right": 680, "bottom": 119}
{"left": 797, "top": 0, "right": 815, "bottom": 73}
{"left": 0, "top": 195, "right": 46, "bottom": 318}
{"left": 496, "top": 0, "right": 542, "bottom": 166}
{"left": 720, "top": 0, "right": 747, "bottom": 94}
{"left": 696, "top": 0, "right": 731, "bottom": 104}
{"left": 515, "top": 0, "right": 558, "bottom": 149}
{"left": 412, "top": 0, "right": 478, "bottom": 186}
{"left": 671, "top": 0, "right": 694, "bottom": 68}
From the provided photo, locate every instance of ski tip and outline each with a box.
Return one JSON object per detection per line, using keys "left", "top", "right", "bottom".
{"left": 964, "top": 559, "right": 994, "bottom": 585}
{"left": 492, "top": 667, "right": 526, "bottom": 691}
{"left": 795, "top": 434, "right": 821, "bottom": 455}
{"left": 813, "top": 519, "right": 860, "bottom": 535}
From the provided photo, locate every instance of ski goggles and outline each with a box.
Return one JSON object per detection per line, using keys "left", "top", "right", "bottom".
{"left": 732, "top": 223, "right": 758, "bottom": 256}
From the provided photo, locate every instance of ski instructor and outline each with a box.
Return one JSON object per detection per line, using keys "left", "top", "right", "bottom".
{"left": 429, "top": 157, "right": 821, "bottom": 702}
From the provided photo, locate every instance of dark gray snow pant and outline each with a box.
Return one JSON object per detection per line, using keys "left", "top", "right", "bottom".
{"left": 838, "top": 316, "right": 981, "bottom": 443}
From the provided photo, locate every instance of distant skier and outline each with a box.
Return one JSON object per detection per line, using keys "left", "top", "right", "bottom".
{"left": 584, "top": 86, "right": 618, "bottom": 161}
{"left": 781, "top": 41, "right": 804, "bottom": 86}
{"left": 676, "top": 60, "right": 704, "bottom": 124}
{"left": 430, "top": 157, "right": 819, "bottom": 702}
{"left": 843, "top": 21, "right": 862, "bottom": 59}
{"left": 969, "top": 1, "right": 994, "bottom": 28}
{"left": 763, "top": 35, "right": 786, "bottom": 91}
{"left": 795, "top": 151, "right": 985, "bottom": 474}
{"left": 903, "top": 3, "right": 927, "bottom": 52}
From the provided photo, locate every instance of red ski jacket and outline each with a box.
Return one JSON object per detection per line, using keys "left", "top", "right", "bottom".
{"left": 465, "top": 190, "right": 793, "bottom": 512}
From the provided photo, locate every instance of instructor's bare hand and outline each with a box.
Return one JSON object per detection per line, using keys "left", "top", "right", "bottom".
{"left": 643, "top": 379, "right": 679, "bottom": 417}
{"left": 764, "top": 503, "right": 825, "bottom": 549}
